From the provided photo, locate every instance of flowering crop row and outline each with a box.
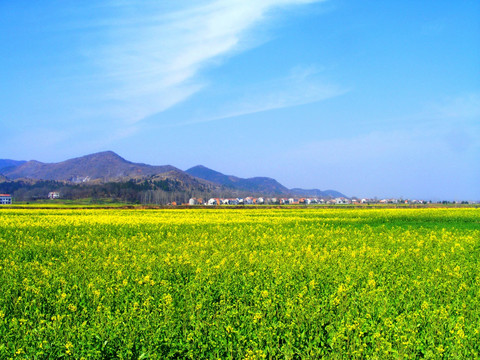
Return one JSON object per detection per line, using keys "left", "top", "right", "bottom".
{"left": 0, "top": 208, "right": 479, "bottom": 359}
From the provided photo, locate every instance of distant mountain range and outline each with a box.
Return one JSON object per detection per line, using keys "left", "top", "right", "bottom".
{"left": 0, "top": 151, "right": 346, "bottom": 198}
{"left": 185, "top": 165, "right": 289, "bottom": 195}
{"left": 0, "top": 159, "right": 26, "bottom": 173}
{"left": 2, "top": 151, "right": 176, "bottom": 182}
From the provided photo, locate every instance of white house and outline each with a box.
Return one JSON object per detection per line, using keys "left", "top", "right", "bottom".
{"left": 207, "top": 198, "right": 219, "bottom": 206}
{"left": 0, "top": 194, "right": 12, "bottom": 205}
{"left": 48, "top": 192, "right": 60, "bottom": 199}
{"left": 223, "top": 198, "right": 239, "bottom": 205}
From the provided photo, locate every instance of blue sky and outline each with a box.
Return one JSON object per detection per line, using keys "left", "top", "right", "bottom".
{"left": 1, "top": 0, "right": 479, "bottom": 200}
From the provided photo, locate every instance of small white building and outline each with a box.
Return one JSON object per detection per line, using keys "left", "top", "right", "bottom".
{"left": 0, "top": 194, "right": 12, "bottom": 205}
{"left": 207, "top": 198, "right": 219, "bottom": 206}
{"left": 48, "top": 192, "right": 60, "bottom": 199}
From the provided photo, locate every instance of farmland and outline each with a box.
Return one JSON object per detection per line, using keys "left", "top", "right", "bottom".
{"left": 0, "top": 207, "right": 479, "bottom": 359}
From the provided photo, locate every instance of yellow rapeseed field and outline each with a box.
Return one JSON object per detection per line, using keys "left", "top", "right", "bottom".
{"left": 0, "top": 207, "right": 479, "bottom": 359}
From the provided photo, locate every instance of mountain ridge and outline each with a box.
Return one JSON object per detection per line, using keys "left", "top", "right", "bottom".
{"left": 0, "top": 151, "right": 346, "bottom": 198}
{"left": 185, "top": 165, "right": 289, "bottom": 195}
{"left": 2, "top": 151, "right": 177, "bottom": 182}
{"left": 0, "top": 159, "right": 26, "bottom": 173}
{"left": 186, "top": 164, "right": 345, "bottom": 198}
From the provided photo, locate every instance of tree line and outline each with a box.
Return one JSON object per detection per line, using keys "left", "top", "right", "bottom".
{"left": 0, "top": 179, "right": 251, "bottom": 204}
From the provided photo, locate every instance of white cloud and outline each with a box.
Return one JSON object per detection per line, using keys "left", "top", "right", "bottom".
{"left": 147, "top": 64, "right": 347, "bottom": 127}
{"left": 195, "top": 65, "right": 348, "bottom": 123}
{"left": 81, "top": 0, "right": 325, "bottom": 124}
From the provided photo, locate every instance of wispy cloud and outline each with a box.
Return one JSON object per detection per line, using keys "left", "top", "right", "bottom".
{"left": 79, "top": 0, "right": 325, "bottom": 124}
{"left": 179, "top": 65, "right": 348, "bottom": 125}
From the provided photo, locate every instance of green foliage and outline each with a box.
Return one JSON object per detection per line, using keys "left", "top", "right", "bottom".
{"left": 0, "top": 208, "right": 479, "bottom": 359}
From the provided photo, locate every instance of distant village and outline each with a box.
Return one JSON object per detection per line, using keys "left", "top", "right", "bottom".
{"left": 0, "top": 193, "right": 477, "bottom": 206}
{"left": 185, "top": 196, "right": 478, "bottom": 206}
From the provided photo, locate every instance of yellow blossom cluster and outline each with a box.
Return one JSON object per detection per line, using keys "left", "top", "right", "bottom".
{"left": 0, "top": 207, "right": 478, "bottom": 358}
